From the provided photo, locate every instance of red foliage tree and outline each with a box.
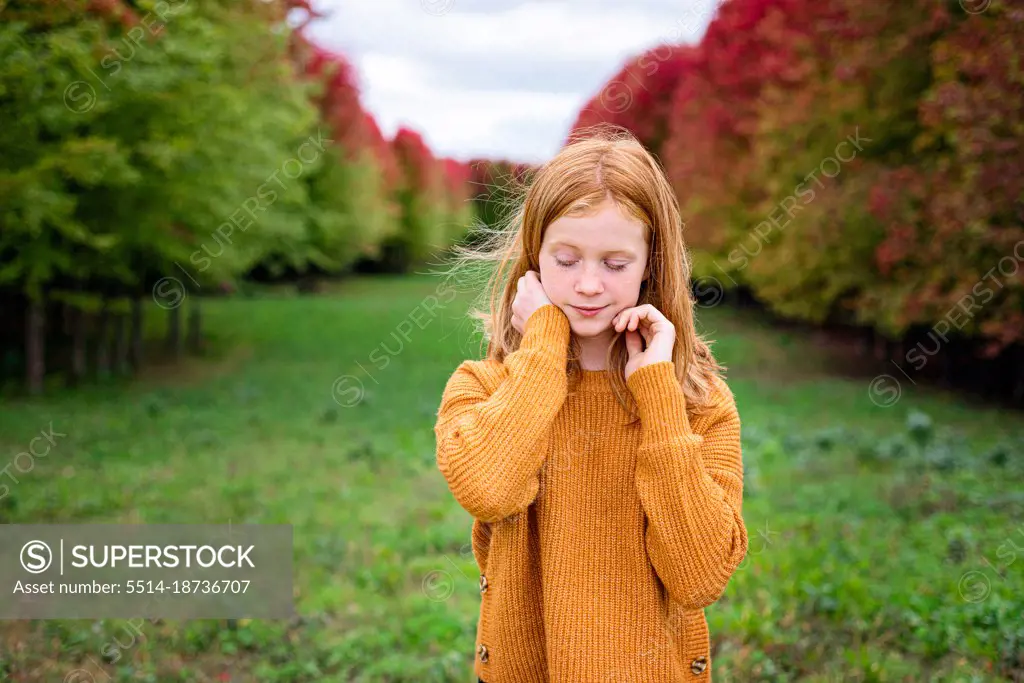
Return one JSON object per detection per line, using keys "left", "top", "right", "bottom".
{"left": 865, "top": 4, "right": 1024, "bottom": 353}
{"left": 570, "top": 0, "right": 1024, "bottom": 359}
{"left": 569, "top": 44, "right": 697, "bottom": 158}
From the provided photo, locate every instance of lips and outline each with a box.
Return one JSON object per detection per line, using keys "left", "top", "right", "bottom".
{"left": 571, "top": 305, "right": 608, "bottom": 316}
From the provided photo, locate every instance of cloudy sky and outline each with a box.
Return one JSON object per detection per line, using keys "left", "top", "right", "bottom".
{"left": 304, "top": 0, "right": 721, "bottom": 164}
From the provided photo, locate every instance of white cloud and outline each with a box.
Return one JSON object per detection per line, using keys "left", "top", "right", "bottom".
{"left": 305, "top": 0, "right": 718, "bottom": 163}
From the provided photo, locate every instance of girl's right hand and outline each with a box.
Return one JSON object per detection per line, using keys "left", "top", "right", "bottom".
{"left": 511, "top": 270, "right": 554, "bottom": 335}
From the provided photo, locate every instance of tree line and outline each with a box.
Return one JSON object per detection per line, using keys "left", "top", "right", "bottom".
{"left": 5, "top": 0, "right": 1021, "bottom": 404}
{"left": 0, "top": 0, "right": 476, "bottom": 393}
{"left": 573, "top": 0, "right": 1024, "bottom": 403}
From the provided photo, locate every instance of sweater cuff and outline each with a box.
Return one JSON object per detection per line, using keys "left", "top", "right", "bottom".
{"left": 520, "top": 303, "right": 570, "bottom": 359}
{"left": 626, "top": 360, "right": 694, "bottom": 443}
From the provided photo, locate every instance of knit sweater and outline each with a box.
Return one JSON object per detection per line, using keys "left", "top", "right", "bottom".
{"left": 434, "top": 303, "right": 748, "bottom": 683}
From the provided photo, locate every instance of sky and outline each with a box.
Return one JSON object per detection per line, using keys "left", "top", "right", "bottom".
{"left": 303, "top": 0, "right": 721, "bottom": 164}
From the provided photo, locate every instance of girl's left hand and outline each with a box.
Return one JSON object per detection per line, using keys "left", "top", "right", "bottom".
{"left": 612, "top": 304, "right": 676, "bottom": 382}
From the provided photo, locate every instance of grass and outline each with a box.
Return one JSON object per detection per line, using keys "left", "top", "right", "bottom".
{"left": 0, "top": 273, "right": 1021, "bottom": 682}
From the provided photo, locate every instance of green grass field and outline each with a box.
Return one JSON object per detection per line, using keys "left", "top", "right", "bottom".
{"left": 1, "top": 274, "right": 1021, "bottom": 682}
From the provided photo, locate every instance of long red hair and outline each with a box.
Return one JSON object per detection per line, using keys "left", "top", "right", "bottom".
{"left": 445, "top": 125, "right": 726, "bottom": 418}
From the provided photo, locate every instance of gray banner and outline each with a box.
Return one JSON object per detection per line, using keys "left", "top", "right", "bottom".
{"left": 0, "top": 524, "right": 294, "bottom": 619}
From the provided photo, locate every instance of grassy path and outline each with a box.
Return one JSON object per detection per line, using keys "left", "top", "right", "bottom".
{"left": 1, "top": 275, "right": 1021, "bottom": 682}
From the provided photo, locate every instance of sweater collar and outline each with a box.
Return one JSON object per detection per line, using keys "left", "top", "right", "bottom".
{"left": 572, "top": 368, "right": 616, "bottom": 393}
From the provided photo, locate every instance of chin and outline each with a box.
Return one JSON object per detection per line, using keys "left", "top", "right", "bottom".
{"left": 569, "top": 320, "right": 612, "bottom": 337}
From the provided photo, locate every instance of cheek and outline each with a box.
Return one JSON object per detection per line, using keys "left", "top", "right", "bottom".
{"left": 614, "top": 276, "right": 644, "bottom": 306}
{"left": 538, "top": 265, "right": 567, "bottom": 293}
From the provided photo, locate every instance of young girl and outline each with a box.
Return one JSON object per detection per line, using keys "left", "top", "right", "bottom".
{"left": 434, "top": 128, "right": 747, "bottom": 683}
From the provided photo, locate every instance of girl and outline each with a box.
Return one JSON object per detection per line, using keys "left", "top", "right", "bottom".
{"left": 434, "top": 127, "right": 747, "bottom": 682}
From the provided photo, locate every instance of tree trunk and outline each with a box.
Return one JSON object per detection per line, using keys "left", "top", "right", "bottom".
{"left": 130, "top": 297, "right": 143, "bottom": 371}
{"left": 95, "top": 299, "right": 110, "bottom": 378}
{"left": 68, "top": 305, "right": 87, "bottom": 387}
{"left": 26, "top": 296, "right": 45, "bottom": 395}
{"left": 940, "top": 344, "right": 954, "bottom": 389}
{"left": 858, "top": 327, "right": 872, "bottom": 358}
{"left": 1013, "top": 346, "right": 1024, "bottom": 404}
{"left": 166, "top": 305, "right": 182, "bottom": 358}
{"left": 62, "top": 298, "right": 73, "bottom": 335}
{"left": 187, "top": 298, "right": 201, "bottom": 353}
{"left": 113, "top": 309, "right": 129, "bottom": 375}
{"left": 872, "top": 331, "right": 888, "bottom": 362}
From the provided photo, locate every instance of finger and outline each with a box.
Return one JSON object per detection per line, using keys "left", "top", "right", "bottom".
{"left": 639, "top": 319, "right": 654, "bottom": 345}
{"left": 640, "top": 308, "right": 672, "bottom": 335}
{"left": 625, "top": 328, "right": 643, "bottom": 358}
{"left": 636, "top": 307, "right": 655, "bottom": 321}
{"left": 526, "top": 270, "right": 544, "bottom": 298}
{"left": 635, "top": 309, "right": 659, "bottom": 334}
{"left": 638, "top": 305, "right": 667, "bottom": 325}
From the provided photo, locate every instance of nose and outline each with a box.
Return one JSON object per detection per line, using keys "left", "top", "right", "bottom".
{"left": 574, "top": 264, "right": 604, "bottom": 295}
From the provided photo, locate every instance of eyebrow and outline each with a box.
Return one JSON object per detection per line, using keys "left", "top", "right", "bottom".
{"left": 548, "top": 241, "right": 637, "bottom": 258}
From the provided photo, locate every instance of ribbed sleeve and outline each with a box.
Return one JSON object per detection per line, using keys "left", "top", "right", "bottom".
{"left": 626, "top": 360, "right": 748, "bottom": 610}
{"left": 435, "top": 304, "right": 571, "bottom": 523}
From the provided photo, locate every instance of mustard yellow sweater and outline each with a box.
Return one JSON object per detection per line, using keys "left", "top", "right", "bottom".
{"left": 434, "top": 303, "right": 748, "bottom": 682}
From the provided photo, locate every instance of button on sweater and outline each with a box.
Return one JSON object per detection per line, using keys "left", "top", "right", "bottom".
{"left": 434, "top": 303, "right": 748, "bottom": 682}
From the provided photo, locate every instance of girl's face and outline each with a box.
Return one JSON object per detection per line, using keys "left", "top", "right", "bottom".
{"left": 538, "top": 198, "right": 650, "bottom": 339}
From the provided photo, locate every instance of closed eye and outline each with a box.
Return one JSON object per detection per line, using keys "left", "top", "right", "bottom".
{"left": 555, "top": 259, "right": 628, "bottom": 272}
